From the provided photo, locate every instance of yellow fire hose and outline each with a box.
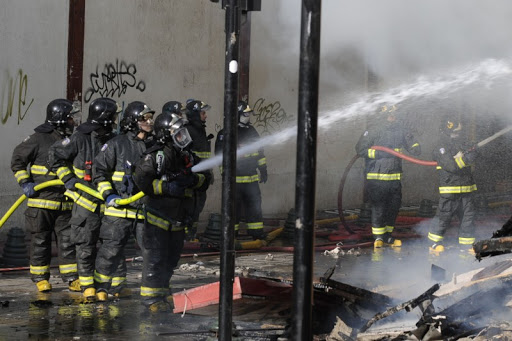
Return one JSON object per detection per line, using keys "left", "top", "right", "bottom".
{"left": 0, "top": 180, "right": 144, "bottom": 229}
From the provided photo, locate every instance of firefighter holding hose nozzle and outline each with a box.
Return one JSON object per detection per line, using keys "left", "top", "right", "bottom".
{"left": 428, "top": 115, "right": 478, "bottom": 255}
{"left": 356, "top": 104, "right": 421, "bottom": 249}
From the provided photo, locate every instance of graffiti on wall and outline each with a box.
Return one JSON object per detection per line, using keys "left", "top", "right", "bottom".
{"left": 251, "top": 98, "right": 292, "bottom": 136}
{"left": 84, "top": 60, "right": 146, "bottom": 103}
{"left": 1, "top": 69, "right": 34, "bottom": 125}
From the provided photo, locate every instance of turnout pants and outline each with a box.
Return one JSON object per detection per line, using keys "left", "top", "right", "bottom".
{"left": 235, "top": 181, "right": 264, "bottom": 236}
{"left": 367, "top": 180, "right": 402, "bottom": 240}
{"left": 140, "top": 222, "right": 185, "bottom": 306}
{"left": 69, "top": 204, "right": 102, "bottom": 290}
{"left": 26, "top": 207, "right": 77, "bottom": 283}
{"left": 94, "top": 215, "right": 143, "bottom": 293}
{"left": 430, "top": 192, "right": 476, "bottom": 245}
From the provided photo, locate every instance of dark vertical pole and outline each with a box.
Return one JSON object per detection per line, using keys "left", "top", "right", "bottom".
{"left": 219, "top": 0, "right": 240, "bottom": 340}
{"left": 292, "top": 0, "right": 321, "bottom": 340}
{"left": 239, "top": 11, "right": 252, "bottom": 102}
{"left": 67, "top": 0, "right": 85, "bottom": 101}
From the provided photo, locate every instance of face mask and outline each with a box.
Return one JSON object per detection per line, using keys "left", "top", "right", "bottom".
{"left": 172, "top": 127, "right": 192, "bottom": 149}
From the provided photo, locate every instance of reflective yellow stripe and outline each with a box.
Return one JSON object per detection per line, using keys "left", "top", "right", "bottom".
{"left": 59, "top": 263, "right": 77, "bottom": 274}
{"left": 65, "top": 190, "right": 98, "bottom": 212}
{"left": 236, "top": 175, "right": 259, "bottom": 183}
{"left": 258, "top": 157, "right": 267, "bottom": 166}
{"left": 73, "top": 167, "right": 86, "bottom": 179}
{"left": 94, "top": 270, "right": 112, "bottom": 284}
{"left": 27, "top": 199, "right": 62, "bottom": 210}
{"left": 30, "top": 165, "right": 55, "bottom": 176}
{"left": 393, "top": 148, "right": 403, "bottom": 153}
{"left": 193, "top": 151, "right": 211, "bottom": 159}
{"left": 412, "top": 143, "right": 419, "bottom": 148}
{"left": 153, "top": 180, "right": 164, "bottom": 195}
{"left": 439, "top": 184, "right": 477, "bottom": 194}
{"left": 235, "top": 224, "right": 239, "bottom": 231}
{"left": 459, "top": 237, "right": 475, "bottom": 245}
{"left": 111, "top": 277, "right": 126, "bottom": 287}
{"left": 57, "top": 167, "right": 72, "bottom": 180}
{"left": 62, "top": 202, "right": 73, "bottom": 210}
{"left": 79, "top": 276, "right": 94, "bottom": 286}
{"left": 14, "top": 170, "right": 30, "bottom": 183}
{"left": 368, "top": 149, "right": 376, "bottom": 159}
{"left": 184, "top": 188, "right": 193, "bottom": 197}
{"left": 436, "top": 166, "right": 442, "bottom": 170}
{"left": 372, "top": 227, "right": 386, "bottom": 235}
{"left": 30, "top": 265, "right": 50, "bottom": 275}
{"left": 140, "top": 286, "right": 167, "bottom": 297}
{"left": 428, "top": 232, "right": 444, "bottom": 243}
{"left": 454, "top": 156, "right": 466, "bottom": 169}
{"left": 147, "top": 212, "right": 170, "bottom": 231}
{"left": 193, "top": 174, "right": 206, "bottom": 189}
{"left": 366, "top": 173, "right": 401, "bottom": 180}
{"left": 242, "top": 152, "right": 259, "bottom": 158}
{"left": 104, "top": 207, "right": 145, "bottom": 219}
{"left": 247, "top": 222, "right": 263, "bottom": 230}
{"left": 112, "top": 171, "right": 124, "bottom": 182}
{"left": 97, "top": 181, "right": 113, "bottom": 197}
{"left": 385, "top": 225, "right": 394, "bottom": 233}
{"left": 171, "top": 225, "right": 184, "bottom": 232}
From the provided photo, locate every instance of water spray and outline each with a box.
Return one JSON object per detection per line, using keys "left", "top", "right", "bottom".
{"left": 192, "top": 59, "right": 512, "bottom": 173}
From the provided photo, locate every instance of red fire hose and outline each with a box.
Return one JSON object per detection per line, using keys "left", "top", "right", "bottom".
{"left": 338, "top": 146, "right": 438, "bottom": 232}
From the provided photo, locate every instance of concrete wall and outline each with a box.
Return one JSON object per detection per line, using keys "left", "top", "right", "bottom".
{"left": 2, "top": 0, "right": 510, "bottom": 239}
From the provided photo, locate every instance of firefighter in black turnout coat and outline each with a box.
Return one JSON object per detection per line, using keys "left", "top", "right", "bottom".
{"left": 11, "top": 99, "right": 79, "bottom": 293}
{"left": 48, "top": 97, "right": 119, "bottom": 301}
{"left": 215, "top": 101, "right": 268, "bottom": 240}
{"left": 183, "top": 99, "right": 214, "bottom": 240}
{"left": 356, "top": 105, "right": 421, "bottom": 248}
{"left": 92, "top": 101, "right": 155, "bottom": 301}
{"left": 428, "top": 115, "right": 478, "bottom": 255}
{"left": 133, "top": 112, "right": 210, "bottom": 313}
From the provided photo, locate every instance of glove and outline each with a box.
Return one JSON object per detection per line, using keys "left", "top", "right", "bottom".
{"left": 106, "top": 194, "right": 121, "bottom": 207}
{"left": 166, "top": 181, "right": 185, "bottom": 197}
{"left": 64, "top": 178, "right": 79, "bottom": 191}
{"left": 121, "top": 174, "right": 135, "bottom": 195}
{"left": 174, "top": 173, "right": 197, "bottom": 188}
{"left": 21, "top": 182, "right": 36, "bottom": 198}
{"left": 464, "top": 148, "right": 478, "bottom": 164}
{"left": 259, "top": 168, "right": 268, "bottom": 184}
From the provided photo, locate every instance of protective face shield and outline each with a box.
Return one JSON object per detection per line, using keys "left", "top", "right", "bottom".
{"left": 153, "top": 112, "right": 192, "bottom": 149}
{"left": 137, "top": 111, "right": 154, "bottom": 133}
{"left": 172, "top": 126, "right": 192, "bottom": 149}
{"left": 238, "top": 101, "right": 252, "bottom": 126}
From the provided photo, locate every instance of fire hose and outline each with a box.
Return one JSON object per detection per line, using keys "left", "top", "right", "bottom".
{"left": 0, "top": 180, "right": 144, "bottom": 229}
{"left": 337, "top": 125, "right": 512, "bottom": 232}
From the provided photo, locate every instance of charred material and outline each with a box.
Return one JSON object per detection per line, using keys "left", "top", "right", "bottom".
{"left": 474, "top": 236, "right": 512, "bottom": 260}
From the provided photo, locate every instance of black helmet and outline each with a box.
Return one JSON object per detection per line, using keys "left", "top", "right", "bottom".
{"left": 440, "top": 115, "right": 462, "bottom": 137}
{"left": 162, "top": 101, "right": 185, "bottom": 115}
{"left": 185, "top": 99, "right": 210, "bottom": 121}
{"left": 237, "top": 101, "right": 252, "bottom": 126}
{"left": 121, "top": 101, "right": 155, "bottom": 131}
{"left": 46, "top": 99, "right": 74, "bottom": 125}
{"left": 87, "top": 98, "right": 119, "bottom": 126}
{"left": 154, "top": 112, "right": 192, "bottom": 149}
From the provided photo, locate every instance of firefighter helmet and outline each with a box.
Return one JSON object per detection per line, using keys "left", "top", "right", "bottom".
{"left": 154, "top": 112, "right": 192, "bottom": 149}
{"left": 162, "top": 101, "right": 185, "bottom": 115}
{"left": 46, "top": 99, "right": 74, "bottom": 126}
{"left": 87, "top": 98, "right": 119, "bottom": 126}
{"left": 185, "top": 99, "right": 210, "bottom": 121}
{"left": 238, "top": 101, "right": 252, "bottom": 126}
{"left": 440, "top": 115, "right": 462, "bottom": 136}
{"left": 121, "top": 101, "right": 155, "bottom": 132}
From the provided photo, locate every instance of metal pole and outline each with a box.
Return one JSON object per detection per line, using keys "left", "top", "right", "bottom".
{"left": 292, "top": 0, "right": 322, "bottom": 340}
{"left": 219, "top": 0, "right": 240, "bottom": 340}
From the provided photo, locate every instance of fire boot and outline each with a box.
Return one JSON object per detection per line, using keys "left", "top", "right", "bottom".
{"left": 113, "top": 287, "right": 133, "bottom": 299}
{"left": 83, "top": 287, "right": 96, "bottom": 302}
{"left": 68, "top": 279, "right": 81, "bottom": 292}
{"left": 36, "top": 280, "right": 52, "bottom": 292}
{"left": 384, "top": 236, "right": 402, "bottom": 248}
{"left": 247, "top": 229, "right": 267, "bottom": 241}
{"left": 374, "top": 238, "right": 385, "bottom": 249}
{"left": 96, "top": 289, "right": 108, "bottom": 302}
{"left": 429, "top": 243, "right": 445, "bottom": 255}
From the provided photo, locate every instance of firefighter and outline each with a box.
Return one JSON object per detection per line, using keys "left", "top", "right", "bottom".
{"left": 355, "top": 104, "right": 421, "bottom": 248}
{"left": 92, "top": 101, "right": 155, "bottom": 302}
{"left": 214, "top": 101, "right": 268, "bottom": 240}
{"left": 428, "top": 115, "right": 478, "bottom": 255}
{"left": 162, "top": 101, "right": 186, "bottom": 117}
{"left": 133, "top": 112, "right": 210, "bottom": 312}
{"left": 10, "top": 99, "right": 80, "bottom": 293}
{"left": 183, "top": 99, "right": 214, "bottom": 240}
{"left": 48, "top": 97, "right": 119, "bottom": 301}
